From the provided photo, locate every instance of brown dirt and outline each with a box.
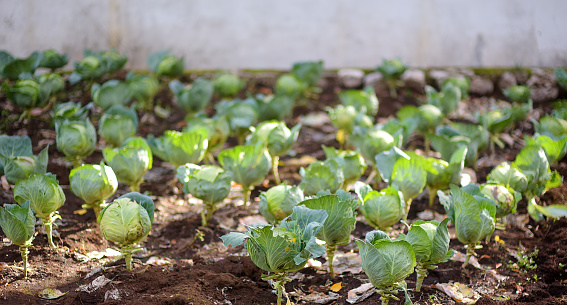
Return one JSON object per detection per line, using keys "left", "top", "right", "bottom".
{"left": 0, "top": 71, "right": 566, "bottom": 305}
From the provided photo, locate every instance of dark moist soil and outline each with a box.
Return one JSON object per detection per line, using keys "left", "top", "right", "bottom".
{"left": 0, "top": 71, "right": 566, "bottom": 305}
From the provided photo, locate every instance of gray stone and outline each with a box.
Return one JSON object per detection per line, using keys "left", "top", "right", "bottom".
{"left": 498, "top": 72, "right": 517, "bottom": 90}
{"left": 527, "top": 69, "right": 559, "bottom": 103}
{"left": 469, "top": 76, "right": 494, "bottom": 96}
{"left": 401, "top": 69, "right": 426, "bottom": 92}
{"left": 363, "top": 72, "right": 389, "bottom": 94}
{"left": 428, "top": 70, "right": 451, "bottom": 87}
{"left": 337, "top": 69, "right": 365, "bottom": 88}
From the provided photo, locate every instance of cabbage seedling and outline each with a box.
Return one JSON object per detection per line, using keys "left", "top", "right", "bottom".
{"left": 322, "top": 146, "right": 367, "bottom": 189}
{"left": 328, "top": 105, "right": 373, "bottom": 148}
{"left": 103, "top": 137, "right": 152, "bottom": 192}
{"left": 55, "top": 118, "right": 97, "bottom": 167}
{"left": 258, "top": 184, "right": 304, "bottom": 224}
{"left": 69, "top": 163, "right": 118, "bottom": 216}
{"left": 291, "top": 61, "right": 324, "bottom": 89}
{"left": 0, "top": 201, "right": 35, "bottom": 277}
{"left": 91, "top": 79, "right": 131, "bottom": 111}
{"left": 354, "top": 182, "right": 404, "bottom": 231}
{"left": 51, "top": 101, "right": 93, "bottom": 127}
{"left": 438, "top": 185, "right": 496, "bottom": 267}
{"left": 38, "top": 49, "right": 68, "bottom": 71}
{"left": 177, "top": 164, "right": 232, "bottom": 226}
{"left": 398, "top": 219, "right": 454, "bottom": 291}
{"left": 525, "top": 134, "right": 567, "bottom": 166}
{"left": 424, "top": 83, "right": 461, "bottom": 117}
{"left": 246, "top": 121, "right": 301, "bottom": 184}
{"left": 184, "top": 114, "right": 230, "bottom": 162}
{"left": 147, "top": 50, "right": 184, "bottom": 77}
{"left": 215, "top": 99, "right": 259, "bottom": 144}
{"left": 253, "top": 94, "right": 296, "bottom": 121}
{"left": 98, "top": 192, "right": 154, "bottom": 271}
{"left": 169, "top": 78, "right": 214, "bottom": 116}
{"left": 38, "top": 73, "right": 64, "bottom": 105}
{"left": 390, "top": 156, "right": 427, "bottom": 220}
{"left": 70, "top": 50, "right": 127, "bottom": 84}
{"left": 218, "top": 143, "right": 271, "bottom": 204}
{"left": 126, "top": 72, "right": 159, "bottom": 111}
{"left": 147, "top": 129, "right": 209, "bottom": 168}
{"left": 443, "top": 76, "right": 470, "bottom": 99}
{"left": 339, "top": 86, "right": 379, "bottom": 116}
{"left": 376, "top": 58, "right": 407, "bottom": 98}
{"left": 350, "top": 127, "right": 395, "bottom": 185}
{"left": 99, "top": 105, "right": 138, "bottom": 148}
{"left": 303, "top": 190, "right": 357, "bottom": 278}
{"left": 477, "top": 108, "right": 515, "bottom": 154}
{"left": 480, "top": 183, "right": 521, "bottom": 219}
{"left": 213, "top": 73, "right": 244, "bottom": 98}
{"left": 2, "top": 79, "right": 42, "bottom": 120}
{"left": 275, "top": 73, "right": 306, "bottom": 98}
{"left": 423, "top": 146, "right": 468, "bottom": 207}
{"left": 429, "top": 123, "right": 489, "bottom": 168}
{"left": 13, "top": 173, "right": 65, "bottom": 248}
{"left": 533, "top": 115, "right": 567, "bottom": 139}
{"left": 221, "top": 206, "right": 328, "bottom": 305}
{"left": 0, "top": 138, "right": 48, "bottom": 185}
{"left": 0, "top": 50, "right": 41, "bottom": 80}
{"left": 356, "top": 230, "right": 416, "bottom": 305}
{"left": 299, "top": 159, "right": 344, "bottom": 196}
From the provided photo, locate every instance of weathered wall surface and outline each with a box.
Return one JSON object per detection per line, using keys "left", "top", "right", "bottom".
{"left": 1, "top": 0, "right": 566, "bottom": 69}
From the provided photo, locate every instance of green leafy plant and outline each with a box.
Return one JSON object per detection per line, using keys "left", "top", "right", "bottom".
{"left": 103, "top": 137, "right": 152, "bottom": 192}
{"left": 98, "top": 192, "right": 154, "bottom": 271}
{"left": 299, "top": 158, "right": 344, "bottom": 196}
{"left": 246, "top": 121, "right": 301, "bottom": 184}
{"left": 13, "top": 173, "right": 65, "bottom": 248}
{"left": 428, "top": 123, "right": 489, "bottom": 168}
{"left": 0, "top": 50, "right": 41, "bottom": 80}
{"left": 221, "top": 206, "right": 328, "bottom": 305}
{"left": 384, "top": 156, "right": 427, "bottom": 220}
{"left": 126, "top": 72, "right": 159, "bottom": 111}
{"left": 258, "top": 184, "right": 304, "bottom": 224}
{"left": 376, "top": 58, "right": 407, "bottom": 97}
{"left": 38, "top": 49, "right": 68, "bottom": 71}
{"left": 423, "top": 146, "right": 468, "bottom": 207}
{"left": 322, "top": 146, "right": 367, "bottom": 189}
{"left": 215, "top": 98, "right": 258, "bottom": 144}
{"left": 533, "top": 115, "right": 567, "bottom": 139}
{"left": 147, "top": 50, "right": 184, "bottom": 77}
{"left": 425, "top": 82, "right": 462, "bottom": 117}
{"left": 253, "top": 93, "right": 296, "bottom": 121}
{"left": 525, "top": 134, "right": 567, "bottom": 166}
{"left": 350, "top": 127, "right": 395, "bottom": 184}
{"left": 69, "top": 163, "right": 118, "bottom": 216}
{"left": 328, "top": 105, "right": 373, "bottom": 148}
{"left": 0, "top": 137, "right": 48, "bottom": 185}
{"left": 55, "top": 118, "right": 97, "bottom": 166}
{"left": 169, "top": 78, "right": 214, "bottom": 116}
{"left": 554, "top": 68, "right": 567, "bottom": 91}
{"left": 356, "top": 230, "right": 416, "bottom": 305}
{"left": 0, "top": 201, "right": 35, "bottom": 277}
{"left": 443, "top": 76, "right": 470, "bottom": 99}
{"left": 339, "top": 87, "right": 379, "bottom": 116}
{"left": 398, "top": 219, "right": 454, "bottom": 291}
{"left": 184, "top": 114, "right": 230, "bottom": 162}
{"left": 91, "top": 79, "right": 131, "bottom": 111}
{"left": 354, "top": 182, "right": 405, "bottom": 231}
{"left": 213, "top": 73, "right": 244, "bottom": 98}
{"left": 438, "top": 184, "right": 496, "bottom": 266}
{"left": 51, "top": 101, "right": 93, "bottom": 127}
{"left": 98, "top": 105, "right": 138, "bottom": 148}
{"left": 177, "top": 164, "right": 232, "bottom": 226}
{"left": 477, "top": 108, "right": 515, "bottom": 154}
{"left": 2, "top": 79, "right": 42, "bottom": 120}
{"left": 479, "top": 183, "right": 521, "bottom": 219}
{"left": 275, "top": 73, "right": 306, "bottom": 98}
{"left": 291, "top": 61, "right": 324, "bottom": 89}
{"left": 70, "top": 50, "right": 127, "bottom": 83}
{"left": 218, "top": 143, "right": 271, "bottom": 204}
{"left": 146, "top": 129, "right": 209, "bottom": 168}
{"left": 302, "top": 190, "right": 357, "bottom": 278}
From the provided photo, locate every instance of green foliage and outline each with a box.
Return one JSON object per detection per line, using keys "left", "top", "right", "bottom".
{"left": 339, "top": 87, "right": 379, "bottom": 116}
{"left": 253, "top": 94, "right": 296, "bottom": 121}
{"left": 322, "top": 146, "right": 367, "bottom": 188}
{"left": 0, "top": 135, "right": 33, "bottom": 174}
{"left": 443, "top": 76, "right": 470, "bottom": 99}
{"left": 103, "top": 137, "right": 152, "bottom": 192}
{"left": 2, "top": 79, "right": 43, "bottom": 111}
{"left": 354, "top": 182, "right": 404, "bottom": 231}
{"left": 554, "top": 68, "right": 567, "bottom": 91}
{"left": 480, "top": 183, "right": 520, "bottom": 218}
{"left": 38, "top": 49, "right": 68, "bottom": 70}
{"left": 213, "top": 73, "right": 244, "bottom": 98}
{"left": 425, "top": 82, "right": 461, "bottom": 116}
{"left": 69, "top": 163, "right": 118, "bottom": 215}
{"left": 390, "top": 156, "right": 427, "bottom": 217}
{"left": 291, "top": 61, "right": 324, "bottom": 87}
{"left": 329, "top": 105, "right": 373, "bottom": 139}
{"left": 351, "top": 128, "right": 395, "bottom": 167}
{"left": 0, "top": 50, "right": 41, "bottom": 80}
{"left": 51, "top": 101, "right": 93, "bottom": 127}
{"left": 376, "top": 58, "right": 407, "bottom": 80}
{"left": 147, "top": 129, "right": 209, "bottom": 168}
{"left": 70, "top": 50, "right": 127, "bottom": 83}
{"left": 246, "top": 121, "right": 300, "bottom": 158}
{"left": 299, "top": 159, "right": 344, "bottom": 196}
{"left": 91, "top": 79, "right": 131, "bottom": 111}
{"left": 258, "top": 184, "right": 304, "bottom": 224}
{"left": 429, "top": 123, "right": 489, "bottom": 168}
{"left": 98, "top": 105, "right": 138, "bottom": 148}
{"left": 275, "top": 73, "right": 306, "bottom": 98}
{"left": 0, "top": 141, "right": 48, "bottom": 185}
{"left": 184, "top": 114, "right": 230, "bottom": 155}
{"left": 423, "top": 146, "right": 468, "bottom": 207}
{"left": 0, "top": 201, "right": 36, "bottom": 277}
{"left": 215, "top": 99, "right": 258, "bottom": 142}
{"left": 55, "top": 118, "right": 97, "bottom": 165}
{"left": 533, "top": 115, "right": 567, "bottom": 139}
{"left": 525, "top": 134, "right": 567, "bottom": 166}
{"left": 169, "top": 78, "right": 214, "bottom": 115}
{"left": 503, "top": 85, "right": 531, "bottom": 104}
{"left": 126, "top": 72, "right": 159, "bottom": 110}
{"left": 147, "top": 50, "right": 184, "bottom": 77}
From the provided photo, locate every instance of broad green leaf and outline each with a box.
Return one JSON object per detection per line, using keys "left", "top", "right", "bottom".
{"left": 487, "top": 162, "right": 528, "bottom": 193}
{"left": 0, "top": 135, "right": 33, "bottom": 173}
{"left": 98, "top": 198, "right": 151, "bottom": 246}
{"left": 0, "top": 201, "right": 35, "bottom": 246}
{"left": 218, "top": 143, "right": 271, "bottom": 190}
{"left": 118, "top": 192, "right": 155, "bottom": 224}
{"left": 391, "top": 157, "right": 427, "bottom": 202}
{"left": 13, "top": 173, "right": 65, "bottom": 219}
{"left": 375, "top": 147, "right": 410, "bottom": 183}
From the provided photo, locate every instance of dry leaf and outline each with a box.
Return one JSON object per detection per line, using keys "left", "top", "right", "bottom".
{"left": 330, "top": 282, "right": 342, "bottom": 292}
{"left": 38, "top": 288, "right": 67, "bottom": 300}
{"left": 433, "top": 282, "right": 481, "bottom": 304}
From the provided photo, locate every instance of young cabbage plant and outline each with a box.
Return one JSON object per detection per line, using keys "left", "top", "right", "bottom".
{"left": 302, "top": 190, "right": 357, "bottom": 278}
{"left": 13, "top": 173, "right": 65, "bottom": 248}
{"left": 328, "top": 105, "right": 373, "bottom": 148}
{"left": 98, "top": 105, "right": 138, "bottom": 148}
{"left": 438, "top": 185, "right": 496, "bottom": 267}
{"left": 398, "top": 219, "right": 454, "bottom": 292}
{"left": 354, "top": 182, "right": 405, "bottom": 231}
{"left": 299, "top": 158, "right": 344, "bottom": 196}
{"left": 38, "top": 49, "right": 68, "bottom": 71}
{"left": 0, "top": 50, "right": 41, "bottom": 80}
{"left": 0, "top": 201, "right": 35, "bottom": 277}
{"left": 147, "top": 129, "right": 209, "bottom": 168}
{"left": 215, "top": 99, "right": 259, "bottom": 144}
{"left": 555, "top": 68, "right": 567, "bottom": 91}
{"left": 221, "top": 206, "right": 328, "bottom": 305}
{"left": 381, "top": 116, "right": 419, "bottom": 148}
{"left": 103, "top": 137, "right": 153, "bottom": 192}
{"left": 2, "top": 79, "right": 42, "bottom": 120}
{"left": 246, "top": 121, "right": 301, "bottom": 184}
{"left": 350, "top": 127, "right": 395, "bottom": 185}
{"left": 184, "top": 114, "right": 230, "bottom": 162}
{"left": 218, "top": 143, "right": 271, "bottom": 204}
{"left": 524, "top": 134, "right": 567, "bottom": 166}
{"left": 70, "top": 50, "right": 127, "bottom": 84}
{"left": 0, "top": 138, "right": 48, "bottom": 185}
{"left": 69, "top": 163, "right": 118, "bottom": 216}
{"left": 533, "top": 115, "right": 567, "bottom": 139}
{"left": 339, "top": 86, "right": 379, "bottom": 116}
{"left": 428, "top": 123, "right": 489, "bottom": 168}
{"left": 253, "top": 93, "right": 296, "bottom": 121}
{"left": 213, "top": 73, "right": 244, "bottom": 99}
{"left": 477, "top": 108, "right": 515, "bottom": 154}
{"left": 51, "top": 101, "right": 93, "bottom": 127}
{"left": 177, "top": 164, "right": 232, "bottom": 226}
{"left": 126, "top": 72, "right": 159, "bottom": 111}
{"left": 169, "top": 78, "right": 214, "bottom": 116}
{"left": 258, "top": 184, "right": 304, "bottom": 224}
{"left": 389, "top": 156, "right": 427, "bottom": 220}
{"left": 147, "top": 50, "right": 184, "bottom": 77}
{"left": 443, "top": 76, "right": 470, "bottom": 99}
{"left": 424, "top": 82, "right": 461, "bottom": 117}
{"left": 397, "top": 104, "right": 443, "bottom": 152}
{"left": 322, "top": 146, "right": 367, "bottom": 189}
{"left": 356, "top": 230, "right": 416, "bottom": 305}
{"left": 503, "top": 85, "right": 533, "bottom": 123}
{"left": 291, "top": 60, "right": 324, "bottom": 89}
{"left": 275, "top": 73, "right": 306, "bottom": 99}
{"left": 55, "top": 118, "right": 97, "bottom": 167}
{"left": 376, "top": 58, "right": 407, "bottom": 98}
{"left": 38, "top": 73, "right": 64, "bottom": 104}
{"left": 422, "top": 146, "right": 468, "bottom": 207}
{"left": 91, "top": 79, "right": 131, "bottom": 111}
{"left": 479, "top": 183, "right": 521, "bottom": 219}
{"left": 98, "top": 192, "right": 154, "bottom": 271}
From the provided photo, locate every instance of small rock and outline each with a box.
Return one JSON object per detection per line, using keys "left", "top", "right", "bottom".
{"left": 469, "top": 76, "right": 494, "bottom": 96}
{"left": 428, "top": 70, "right": 451, "bottom": 87}
{"left": 498, "top": 72, "right": 517, "bottom": 90}
{"left": 363, "top": 72, "right": 389, "bottom": 94}
{"left": 401, "top": 69, "right": 426, "bottom": 92}
{"left": 527, "top": 69, "right": 559, "bottom": 103}
{"left": 338, "top": 69, "right": 365, "bottom": 88}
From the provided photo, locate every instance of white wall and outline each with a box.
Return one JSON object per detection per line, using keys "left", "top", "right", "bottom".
{"left": 1, "top": 0, "right": 566, "bottom": 70}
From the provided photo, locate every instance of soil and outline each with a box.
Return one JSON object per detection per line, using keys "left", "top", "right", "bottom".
{"left": 0, "top": 71, "right": 566, "bottom": 305}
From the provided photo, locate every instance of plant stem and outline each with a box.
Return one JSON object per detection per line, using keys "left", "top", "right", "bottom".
{"left": 415, "top": 264, "right": 427, "bottom": 292}
{"left": 130, "top": 181, "right": 141, "bottom": 193}
{"left": 428, "top": 187, "right": 438, "bottom": 208}
{"left": 327, "top": 244, "right": 337, "bottom": 278}
{"left": 272, "top": 156, "right": 281, "bottom": 185}
{"left": 200, "top": 202, "right": 216, "bottom": 226}
{"left": 403, "top": 199, "right": 413, "bottom": 221}
{"left": 125, "top": 252, "right": 133, "bottom": 271}
{"left": 44, "top": 221, "right": 56, "bottom": 248}
{"left": 464, "top": 242, "right": 479, "bottom": 267}
{"left": 243, "top": 186, "right": 252, "bottom": 206}
{"left": 19, "top": 244, "right": 30, "bottom": 278}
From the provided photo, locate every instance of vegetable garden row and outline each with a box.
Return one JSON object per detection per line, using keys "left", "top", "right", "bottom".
{"left": 0, "top": 49, "right": 566, "bottom": 304}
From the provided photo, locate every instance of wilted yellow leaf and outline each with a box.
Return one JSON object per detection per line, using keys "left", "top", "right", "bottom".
{"left": 330, "top": 282, "right": 342, "bottom": 292}
{"left": 73, "top": 209, "right": 88, "bottom": 215}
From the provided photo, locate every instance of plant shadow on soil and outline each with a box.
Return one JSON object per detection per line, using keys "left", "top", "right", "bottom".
{"left": 0, "top": 72, "right": 566, "bottom": 305}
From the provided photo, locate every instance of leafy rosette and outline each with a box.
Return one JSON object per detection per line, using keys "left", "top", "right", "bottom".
{"left": 126, "top": 72, "right": 159, "bottom": 110}
{"left": 2, "top": 79, "right": 42, "bottom": 117}
{"left": 99, "top": 105, "right": 138, "bottom": 148}
{"left": 147, "top": 129, "right": 209, "bottom": 168}
{"left": 302, "top": 190, "right": 357, "bottom": 277}
{"left": 299, "top": 159, "right": 344, "bottom": 196}
{"left": 213, "top": 73, "right": 244, "bottom": 98}
{"left": 55, "top": 118, "right": 97, "bottom": 166}
{"left": 525, "top": 134, "right": 567, "bottom": 166}
{"left": 425, "top": 82, "right": 462, "bottom": 116}
{"left": 356, "top": 230, "right": 416, "bottom": 305}
{"left": 13, "top": 173, "right": 65, "bottom": 248}
{"left": 291, "top": 61, "right": 324, "bottom": 88}
{"left": 390, "top": 156, "right": 427, "bottom": 219}
{"left": 0, "top": 135, "right": 48, "bottom": 185}
{"left": 533, "top": 115, "right": 567, "bottom": 139}
{"left": 69, "top": 163, "right": 118, "bottom": 215}
{"left": 503, "top": 85, "right": 531, "bottom": 104}
{"left": 480, "top": 183, "right": 521, "bottom": 219}
{"left": 258, "top": 184, "right": 304, "bottom": 224}
{"left": 0, "top": 50, "right": 41, "bottom": 80}
{"left": 423, "top": 146, "right": 468, "bottom": 207}
{"left": 51, "top": 101, "right": 93, "bottom": 127}
{"left": 438, "top": 184, "right": 496, "bottom": 266}
{"left": 38, "top": 49, "right": 68, "bottom": 70}
{"left": 177, "top": 164, "right": 232, "bottom": 226}
{"left": 428, "top": 123, "right": 489, "bottom": 168}
{"left": 354, "top": 182, "right": 404, "bottom": 231}
{"left": 218, "top": 143, "right": 271, "bottom": 204}
{"left": 398, "top": 219, "right": 454, "bottom": 291}
{"left": 328, "top": 105, "right": 373, "bottom": 147}
{"left": 147, "top": 50, "right": 184, "bottom": 77}
{"left": 0, "top": 201, "right": 36, "bottom": 277}
{"left": 169, "top": 78, "right": 214, "bottom": 115}
{"left": 214, "top": 98, "right": 259, "bottom": 143}
{"left": 98, "top": 192, "right": 154, "bottom": 271}
{"left": 91, "top": 79, "right": 131, "bottom": 111}
{"left": 351, "top": 128, "right": 395, "bottom": 168}
{"left": 275, "top": 74, "right": 306, "bottom": 98}
{"left": 322, "top": 146, "right": 367, "bottom": 189}
{"left": 103, "top": 137, "right": 152, "bottom": 192}
{"left": 339, "top": 86, "right": 379, "bottom": 116}
{"left": 184, "top": 114, "right": 230, "bottom": 157}
{"left": 487, "top": 162, "right": 529, "bottom": 194}
{"left": 253, "top": 93, "right": 296, "bottom": 121}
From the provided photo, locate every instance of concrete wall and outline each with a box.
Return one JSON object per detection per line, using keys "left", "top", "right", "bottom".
{"left": 1, "top": 0, "right": 566, "bottom": 70}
